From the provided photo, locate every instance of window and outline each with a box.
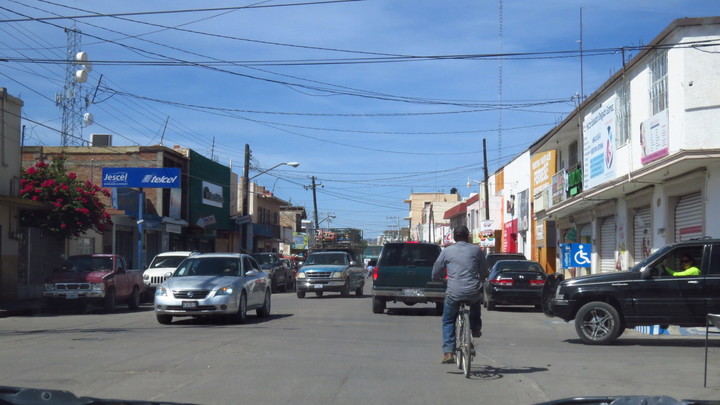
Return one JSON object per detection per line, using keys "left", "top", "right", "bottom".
{"left": 616, "top": 81, "right": 631, "bottom": 146}
{"left": 649, "top": 50, "right": 668, "bottom": 115}
{"left": 568, "top": 141, "right": 578, "bottom": 168}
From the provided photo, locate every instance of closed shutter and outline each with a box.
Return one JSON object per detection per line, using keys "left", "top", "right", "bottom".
{"left": 674, "top": 192, "right": 703, "bottom": 242}
{"left": 633, "top": 207, "right": 652, "bottom": 265}
{"left": 579, "top": 224, "right": 592, "bottom": 244}
{"left": 600, "top": 216, "right": 616, "bottom": 273}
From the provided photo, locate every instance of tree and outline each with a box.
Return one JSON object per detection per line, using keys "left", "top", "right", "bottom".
{"left": 20, "top": 154, "right": 112, "bottom": 239}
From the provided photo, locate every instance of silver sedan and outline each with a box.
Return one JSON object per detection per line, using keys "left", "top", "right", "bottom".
{"left": 154, "top": 253, "right": 271, "bottom": 325}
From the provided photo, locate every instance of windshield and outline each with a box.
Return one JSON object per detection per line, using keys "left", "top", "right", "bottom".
{"left": 148, "top": 255, "right": 187, "bottom": 269}
{"left": 628, "top": 245, "right": 673, "bottom": 272}
{"left": 251, "top": 254, "right": 276, "bottom": 265}
{"left": 173, "top": 258, "right": 240, "bottom": 277}
{"left": 61, "top": 256, "right": 113, "bottom": 272}
{"left": 305, "top": 253, "right": 348, "bottom": 265}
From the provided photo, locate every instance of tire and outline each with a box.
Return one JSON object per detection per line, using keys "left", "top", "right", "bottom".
{"left": 340, "top": 282, "right": 350, "bottom": 297}
{"left": 128, "top": 286, "right": 141, "bottom": 310}
{"left": 297, "top": 291, "right": 306, "bottom": 299}
{"left": 315, "top": 291, "right": 324, "bottom": 297}
{"left": 103, "top": 288, "right": 116, "bottom": 313}
{"left": 372, "top": 296, "right": 385, "bottom": 314}
{"left": 271, "top": 275, "right": 278, "bottom": 293}
{"left": 461, "top": 310, "right": 472, "bottom": 378}
{"left": 256, "top": 290, "right": 271, "bottom": 318}
{"left": 574, "top": 301, "right": 622, "bottom": 345}
{"left": 355, "top": 286, "right": 363, "bottom": 297}
{"left": 235, "top": 292, "right": 248, "bottom": 324}
{"left": 455, "top": 316, "right": 463, "bottom": 370}
{"left": 435, "top": 302, "right": 444, "bottom": 316}
{"left": 156, "top": 314, "right": 173, "bottom": 325}
{"left": 486, "top": 297, "right": 496, "bottom": 311}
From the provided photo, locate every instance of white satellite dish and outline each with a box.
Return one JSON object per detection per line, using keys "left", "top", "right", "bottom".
{"left": 82, "top": 61, "right": 93, "bottom": 73}
{"left": 75, "top": 51, "right": 88, "bottom": 62}
{"left": 83, "top": 113, "right": 94, "bottom": 126}
{"left": 75, "top": 70, "right": 88, "bottom": 83}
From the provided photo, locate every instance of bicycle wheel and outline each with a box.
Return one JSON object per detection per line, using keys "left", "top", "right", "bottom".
{"left": 455, "top": 314, "right": 463, "bottom": 369}
{"left": 462, "top": 309, "right": 472, "bottom": 378}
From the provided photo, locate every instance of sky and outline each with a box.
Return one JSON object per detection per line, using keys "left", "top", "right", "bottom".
{"left": 2, "top": 0, "right": 719, "bottom": 239}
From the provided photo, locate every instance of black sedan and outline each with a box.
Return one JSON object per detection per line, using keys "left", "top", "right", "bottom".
{"left": 482, "top": 260, "right": 546, "bottom": 310}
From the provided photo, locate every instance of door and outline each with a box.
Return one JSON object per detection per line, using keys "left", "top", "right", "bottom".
{"left": 632, "top": 207, "right": 652, "bottom": 266}
{"left": 704, "top": 244, "right": 720, "bottom": 315}
{"left": 243, "top": 256, "right": 263, "bottom": 306}
{"left": 599, "top": 217, "right": 616, "bottom": 273}
{"left": 113, "top": 257, "right": 131, "bottom": 298}
{"left": 627, "top": 244, "right": 706, "bottom": 325}
{"left": 675, "top": 192, "right": 703, "bottom": 242}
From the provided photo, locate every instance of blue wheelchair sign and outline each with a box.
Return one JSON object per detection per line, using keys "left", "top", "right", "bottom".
{"left": 561, "top": 243, "right": 592, "bottom": 268}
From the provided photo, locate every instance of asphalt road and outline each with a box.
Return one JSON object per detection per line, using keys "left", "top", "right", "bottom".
{"left": 1, "top": 283, "right": 719, "bottom": 404}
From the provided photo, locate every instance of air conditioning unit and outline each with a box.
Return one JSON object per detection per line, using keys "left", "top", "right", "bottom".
{"left": 90, "top": 134, "right": 112, "bottom": 146}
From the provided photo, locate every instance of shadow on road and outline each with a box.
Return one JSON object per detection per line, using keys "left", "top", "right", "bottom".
{"left": 447, "top": 364, "right": 548, "bottom": 380}
{"left": 564, "top": 337, "right": 710, "bottom": 347}
{"left": 385, "top": 307, "right": 441, "bottom": 317}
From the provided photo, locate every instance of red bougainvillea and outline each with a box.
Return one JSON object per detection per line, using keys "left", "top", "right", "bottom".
{"left": 20, "top": 155, "right": 112, "bottom": 238}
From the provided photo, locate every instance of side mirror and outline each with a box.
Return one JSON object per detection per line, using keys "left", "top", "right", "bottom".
{"left": 245, "top": 270, "right": 259, "bottom": 277}
{"left": 349, "top": 261, "right": 357, "bottom": 266}
{"left": 640, "top": 266, "right": 652, "bottom": 279}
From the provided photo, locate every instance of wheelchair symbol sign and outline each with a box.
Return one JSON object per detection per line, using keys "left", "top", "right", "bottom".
{"left": 569, "top": 243, "right": 592, "bottom": 267}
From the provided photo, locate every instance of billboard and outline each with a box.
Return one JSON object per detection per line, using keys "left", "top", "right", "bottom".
{"left": 583, "top": 95, "right": 617, "bottom": 190}
{"left": 640, "top": 110, "right": 669, "bottom": 165}
{"left": 102, "top": 167, "right": 180, "bottom": 188}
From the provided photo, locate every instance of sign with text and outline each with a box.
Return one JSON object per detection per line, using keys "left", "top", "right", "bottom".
{"left": 583, "top": 95, "right": 617, "bottom": 190}
{"left": 561, "top": 243, "right": 592, "bottom": 268}
{"left": 640, "top": 110, "right": 669, "bottom": 165}
{"left": 102, "top": 167, "right": 180, "bottom": 188}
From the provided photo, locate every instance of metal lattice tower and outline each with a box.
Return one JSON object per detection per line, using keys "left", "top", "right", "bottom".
{"left": 55, "top": 26, "right": 88, "bottom": 146}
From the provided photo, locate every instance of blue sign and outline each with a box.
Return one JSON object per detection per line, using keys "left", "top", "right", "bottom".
{"left": 102, "top": 167, "right": 180, "bottom": 188}
{"left": 561, "top": 243, "right": 593, "bottom": 268}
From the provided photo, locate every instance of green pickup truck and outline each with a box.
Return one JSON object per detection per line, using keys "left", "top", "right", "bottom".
{"left": 371, "top": 242, "right": 445, "bottom": 314}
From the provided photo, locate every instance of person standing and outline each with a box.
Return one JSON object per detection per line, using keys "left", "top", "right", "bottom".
{"left": 432, "top": 225, "right": 488, "bottom": 364}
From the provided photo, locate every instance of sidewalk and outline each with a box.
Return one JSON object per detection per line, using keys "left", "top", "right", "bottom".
{"left": 0, "top": 299, "right": 44, "bottom": 318}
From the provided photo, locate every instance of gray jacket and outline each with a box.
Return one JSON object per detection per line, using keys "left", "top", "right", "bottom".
{"left": 432, "top": 241, "right": 488, "bottom": 301}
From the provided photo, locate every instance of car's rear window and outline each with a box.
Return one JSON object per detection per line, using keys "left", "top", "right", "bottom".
{"left": 496, "top": 261, "right": 545, "bottom": 273}
{"left": 378, "top": 244, "right": 441, "bottom": 267}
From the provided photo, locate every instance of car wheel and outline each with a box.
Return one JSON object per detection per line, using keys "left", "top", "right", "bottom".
{"left": 574, "top": 301, "right": 622, "bottom": 345}
{"left": 103, "top": 288, "right": 116, "bottom": 313}
{"left": 235, "top": 292, "right": 248, "bottom": 324}
{"left": 486, "top": 297, "right": 496, "bottom": 311}
{"left": 156, "top": 314, "right": 173, "bottom": 325}
{"left": 355, "top": 286, "right": 363, "bottom": 297}
{"left": 256, "top": 290, "right": 271, "bottom": 318}
{"left": 372, "top": 296, "right": 385, "bottom": 314}
{"left": 435, "top": 302, "right": 444, "bottom": 316}
{"left": 297, "top": 291, "right": 306, "bottom": 299}
{"left": 315, "top": 291, "right": 324, "bottom": 297}
{"left": 128, "top": 286, "right": 141, "bottom": 310}
{"left": 340, "top": 282, "right": 350, "bottom": 297}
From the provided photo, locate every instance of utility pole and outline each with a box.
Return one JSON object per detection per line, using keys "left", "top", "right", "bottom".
{"left": 242, "top": 144, "right": 251, "bottom": 253}
{"left": 483, "top": 138, "right": 490, "bottom": 220}
{"left": 311, "top": 176, "right": 319, "bottom": 231}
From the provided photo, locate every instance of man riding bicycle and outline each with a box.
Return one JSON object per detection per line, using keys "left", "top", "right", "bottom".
{"left": 432, "top": 226, "right": 488, "bottom": 364}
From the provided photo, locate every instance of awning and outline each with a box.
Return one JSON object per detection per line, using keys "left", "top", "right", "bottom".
{"left": 0, "top": 195, "right": 46, "bottom": 210}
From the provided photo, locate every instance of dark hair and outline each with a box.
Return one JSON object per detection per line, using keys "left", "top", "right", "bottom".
{"left": 453, "top": 226, "right": 469, "bottom": 242}
{"left": 682, "top": 255, "right": 695, "bottom": 264}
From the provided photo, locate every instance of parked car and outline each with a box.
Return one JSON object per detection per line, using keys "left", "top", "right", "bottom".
{"left": 143, "top": 251, "right": 199, "bottom": 298}
{"left": 371, "top": 242, "right": 444, "bottom": 314}
{"left": 485, "top": 252, "right": 528, "bottom": 272}
{"left": 43, "top": 254, "right": 144, "bottom": 312}
{"left": 154, "top": 253, "right": 271, "bottom": 325}
{"left": 295, "top": 251, "right": 365, "bottom": 298}
{"left": 251, "top": 252, "right": 293, "bottom": 292}
{"left": 280, "top": 257, "right": 296, "bottom": 287}
{"left": 482, "top": 260, "right": 546, "bottom": 310}
{"left": 543, "top": 239, "right": 720, "bottom": 345}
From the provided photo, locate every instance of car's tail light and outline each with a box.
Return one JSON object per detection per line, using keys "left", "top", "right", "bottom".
{"left": 530, "top": 279, "right": 545, "bottom": 287}
{"left": 490, "top": 276, "right": 513, "bottom": 286}
{"left": 373, "top": 266, "right": 379, "bottom": 281}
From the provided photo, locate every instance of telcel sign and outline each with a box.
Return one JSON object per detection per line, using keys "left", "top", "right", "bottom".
{"left": 102, "top": 167, "right": 181, "bottom": 188}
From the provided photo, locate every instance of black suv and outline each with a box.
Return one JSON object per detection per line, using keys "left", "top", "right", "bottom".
{"left": 250, "top": 253, "right": 293, "bottom": 292}
{"left": 543, "top": 238, "right": 720, "bottom": 345}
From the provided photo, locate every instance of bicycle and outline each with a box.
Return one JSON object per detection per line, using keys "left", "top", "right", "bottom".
{"left": 454, "top": 300, "right": 474, "bottom": 378}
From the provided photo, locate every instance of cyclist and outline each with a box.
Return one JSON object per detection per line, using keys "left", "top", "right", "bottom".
{"left": 432, "top": 225, "right": 488, "bottom": 364}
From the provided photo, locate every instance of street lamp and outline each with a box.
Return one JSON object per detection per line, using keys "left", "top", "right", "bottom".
{"left": 250, "top": 162, "right": 300, "bottom": 180}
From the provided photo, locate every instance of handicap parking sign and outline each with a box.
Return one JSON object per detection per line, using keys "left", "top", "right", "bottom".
{"left": 561, "top": 243, "right": 592, "bottom": 268}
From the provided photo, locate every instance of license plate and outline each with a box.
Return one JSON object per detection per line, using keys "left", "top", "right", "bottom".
{"left": 182, "top": 301, "right": 198, "bottom": 309}
{"left": 313, "top": 284, "right": 323, "bottom": 289}
{"left": 402, "top": 289, "right": 424, "bottom": 297}
{"left": 65, "top": 293, "right": 78, "bottom": 299}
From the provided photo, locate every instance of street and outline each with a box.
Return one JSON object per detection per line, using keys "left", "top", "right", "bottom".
{"left": 1, "top": 283, "right": 719, "bottom": 404}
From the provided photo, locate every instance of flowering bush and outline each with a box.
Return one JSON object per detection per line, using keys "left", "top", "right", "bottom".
{"left": 20, "top": 155, "right": 112, "bottom": 239}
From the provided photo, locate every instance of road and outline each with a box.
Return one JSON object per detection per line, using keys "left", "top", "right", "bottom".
{"left": 1, "top": 283, "right": 719, "bottom": 404}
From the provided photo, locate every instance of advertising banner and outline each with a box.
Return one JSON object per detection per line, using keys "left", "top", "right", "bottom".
{"left": 583, "top": 95, "right": 617, "bottom": 190}
{"left": 201, "top": 181, "right": 224, "bottom": 208}
{"left": 101, "top": 167, "right": 180, "bottom": 188}
{"left": 640, "top": 110, "right": 669, "bottom": 165}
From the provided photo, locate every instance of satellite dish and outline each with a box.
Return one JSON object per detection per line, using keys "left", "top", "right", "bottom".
{"left": 75, "top": 51, "right": 88, "bottom": 62}
{"left": 83, "top": 113, "right": 94, "bottom": 126}
{"left": 75, "top": 70, "right": 88, "bottom": 83}
{"left": 82, "top": 61, "right": 93, "bottom": 73}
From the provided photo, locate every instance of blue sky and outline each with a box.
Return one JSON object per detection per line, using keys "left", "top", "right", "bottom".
{"left": 2, "top": 0, "right": 719, "bottom": 238}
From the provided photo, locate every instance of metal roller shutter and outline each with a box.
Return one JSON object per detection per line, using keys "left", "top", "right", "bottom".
{"left": 600, "top": 217, "right": 616, "bottom": 273}
{"left": 579, "top": 224, "right": 592, "bottom": 244}
{"left": 674, "top": 192, "right": 703, "bottom": 242}
{"left": 633, "top": 207, "right": 652, "bottom": 265}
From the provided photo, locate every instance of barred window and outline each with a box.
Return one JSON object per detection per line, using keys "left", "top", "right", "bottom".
{"left": 616, "top": 81, "right": 631, "bottom": 146}
{"left": 649, "top": 50, "right": 668, "bottom": 115}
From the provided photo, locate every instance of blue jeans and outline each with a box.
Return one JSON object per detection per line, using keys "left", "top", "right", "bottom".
{"left": 442, "top": 295, "right": 482, "bottom": 353}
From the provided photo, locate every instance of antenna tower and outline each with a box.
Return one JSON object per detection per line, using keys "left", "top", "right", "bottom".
{"left": 56, "top": 25, "right": 90, "bottom": 146}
